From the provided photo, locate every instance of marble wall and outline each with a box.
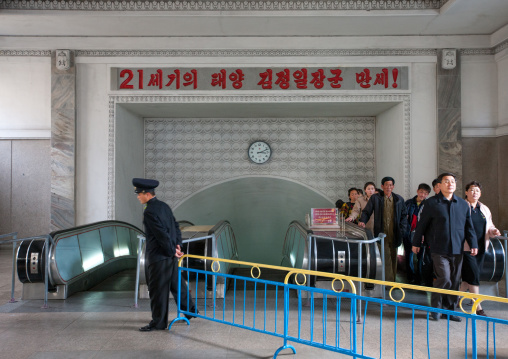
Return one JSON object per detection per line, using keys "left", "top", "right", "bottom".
{"left": 462, "top": 137, "right": 499, "bottom": 223}
{"left": 497, "top": 136, "right": 508, "bottom": 232}
{"left": 0, "top": 140, "right": 51, "bottom": 238}
{"left": 50, "top": 51, "right": 76, "bottom": 231}
{"left": 437, "top": 51, "right": 463, "bottom": 191}
{"left": 462, "top": 135, "right": 508, "bottom": 232}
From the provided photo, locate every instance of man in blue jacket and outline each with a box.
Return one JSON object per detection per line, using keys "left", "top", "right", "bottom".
{"left": 134, "top": 178, "right": 197, "bottom": 331}
{"left": 412, "top": 172, "right": 477, "bottom": 322}
{"left": 359, "top": 176, "right": 408, "bottom": 282}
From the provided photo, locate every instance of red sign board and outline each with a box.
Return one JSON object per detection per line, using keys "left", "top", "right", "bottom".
{"left": 114, "top": 66, "right": 408, "bottom": 91}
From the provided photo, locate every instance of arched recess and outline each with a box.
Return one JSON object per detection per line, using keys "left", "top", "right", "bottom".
{"left": 174, "top": 176, "right": 332, "bottom": 265}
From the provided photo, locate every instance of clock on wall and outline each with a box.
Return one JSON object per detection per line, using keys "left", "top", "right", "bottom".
{"left": 248, "top": 140, "right": 272, "bottom": 164}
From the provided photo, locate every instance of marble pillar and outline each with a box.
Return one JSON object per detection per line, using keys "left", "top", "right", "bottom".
{"left": 437, "top": 51, "right": 462, "bottom": 192}
{"left": 51, "top": 50, "right": 75, "bottom": 231}
{"left": 498, "top": 136, "right": 508, "bottom": 231}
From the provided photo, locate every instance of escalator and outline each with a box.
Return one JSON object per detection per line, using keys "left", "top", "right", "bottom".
{"left": 16, "top": 220, "right": 239, "bottom": 299}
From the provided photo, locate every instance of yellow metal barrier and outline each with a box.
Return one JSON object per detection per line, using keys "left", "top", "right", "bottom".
{"left": 178, "top": 253, "right": 508, "bottom": 314}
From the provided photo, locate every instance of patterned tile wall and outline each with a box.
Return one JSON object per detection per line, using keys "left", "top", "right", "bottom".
{"left": 144, "top": 117, "right": 376, "bottom": 207}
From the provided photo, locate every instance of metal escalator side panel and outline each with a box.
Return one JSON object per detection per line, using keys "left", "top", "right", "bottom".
{"left": 52, "top": 234, "right": 82, "bottom": 285}
{"left": 480, "top": 237, "right": 505, "bottom": 282}
{"left": 51, "top": 222, "right": 143, "bottom": 285}
{"left": 16, "top": 238, "right": 30, "bottom": 283}
{"left": 365, "top": 241, "right": 370, "bottom": 279}
{"left": 332, "top": 238, "right": 335, "bottom": 275}
{"left": 347, "top": 241, "right": 351, "bottom": 277}
{"left": 25, "top": 239, "right": 34, "bottom": 283}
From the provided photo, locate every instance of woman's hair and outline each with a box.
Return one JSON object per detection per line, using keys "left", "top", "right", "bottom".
{"left": 363, "top": 181, "right": 376, "bottom": 190}
{"left": 465, "top": 181, "right": 482, "bottom": 192}
{"left": 347, "top": 187, "right": 358, "bottom": 198}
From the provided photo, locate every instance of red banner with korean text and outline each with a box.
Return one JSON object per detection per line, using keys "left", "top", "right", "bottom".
{"left": 114, "top": 67, "right": 408, "bottom": 91}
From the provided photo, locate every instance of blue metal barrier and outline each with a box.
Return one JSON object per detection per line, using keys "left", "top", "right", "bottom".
{"left": 168, "top": 255, "right": 508, "bottom": 359}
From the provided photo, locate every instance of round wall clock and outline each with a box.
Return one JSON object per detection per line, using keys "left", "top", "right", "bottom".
{"left": 248, "top": 141, "right": 272, "bottom": 164}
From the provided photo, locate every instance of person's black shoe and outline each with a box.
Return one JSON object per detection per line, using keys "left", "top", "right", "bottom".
{"left": 139, "top": 325, "right": 156, "bottom": 332}
{"left": 441, "top": 314, "right": 462, "bottom": 322}
{"left": 476, "top": 309, "right": 487, "bottom": 317}
{"left": 430, "top": 312, "right": 439, "bottom": 321}
{"left": 185, "top": 309, "right": 200, "bottom": 320}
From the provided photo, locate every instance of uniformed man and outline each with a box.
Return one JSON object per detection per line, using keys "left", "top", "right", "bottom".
{"left": 134, "top": 178, "right": 197, "bottom": 332}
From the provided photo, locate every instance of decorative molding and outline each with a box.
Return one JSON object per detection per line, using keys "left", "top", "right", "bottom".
{"left": 56, "top": 49, "right": 71, "bottom": 70}
{"left": 76, "top": 49, "right": 438, "bottom": 57}
{"left": 462, "top": 127, "right": 497, "bottom": 138}
{"left": 113, "top": 93, "right": 411, "bottom": 104}
{"left": 497, "top": 124, "right": 508, "bottom": 137}
{"left": 0, "top": 50, "right": 51, "bottom": 57}
{"left": 404, "top": 95, "right": 411, "bottom": 199}
{"left": 495, "top": 39, "right": 508, "bottom": 54}
{"left": 462, "top": 124, "right": 508, "bottom": 138}
{"left": 441, "top": 49, "right": 456, "bottom": 69}
{"left": 0, "top": 130, "right": 51, "bottom": 139}
{"left": 107, "top": 98, "right": 116, "bottom": 220}
{"left": 1, "top": 0, "right": 447, "bottom": 11}
{"left": 459, "top": 40, "right": 508, "bottom": 56}
{"left": 5, "top": 46, "right": 507, "bottom": 58}
{"left": 107, "top": 93, "right": 412, "bottom": 218}
{"left": 460, "top": 48, "right": 495, "bottom": 56}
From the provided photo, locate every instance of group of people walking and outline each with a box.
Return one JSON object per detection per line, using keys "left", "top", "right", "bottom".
{"left": 339, "top": 173, "right": 501, "bottom": 320}
{"left": 134, "top": 171, "right": 501, "bottom": 331}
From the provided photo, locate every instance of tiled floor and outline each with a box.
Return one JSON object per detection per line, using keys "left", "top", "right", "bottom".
{"left": 1, "top": 246, "right": 508, "bottom": 359}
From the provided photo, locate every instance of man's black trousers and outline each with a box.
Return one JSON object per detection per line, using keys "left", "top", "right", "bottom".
{"left": 147, "top": 257, "right": 196, "bottom": 329}
{"left": 147, "top": 257, "right": 175, "bottom": 329}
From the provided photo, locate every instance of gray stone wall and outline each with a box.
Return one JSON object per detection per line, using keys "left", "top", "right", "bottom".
{"left": 462, "top": 135, "right": 508, "bottom": 232}
{"left": 51, "top": 50, "right": 76, "bottom": 232}
{"left": 497, "top": 136, "right": 508, "bottom": 232}
{"left": 0, "top": 140, "right": 51, "bottom": 238}
{"left": 437, "top": 51, "right": 463, "bottom": 191}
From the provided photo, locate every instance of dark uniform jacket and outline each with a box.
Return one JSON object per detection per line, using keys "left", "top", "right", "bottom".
{"left": 359, "top": 192, "right": 408, "bottom": 247}
{"left": 143, "top": 197, "right": 182, "bottom": 266}
{"left": 412, "top": 192, "right": 477, "bottom": 255}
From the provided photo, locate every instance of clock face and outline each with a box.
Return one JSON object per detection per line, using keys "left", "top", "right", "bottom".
{"left": 248, "top": 141, "right": 272, "bottom": 164}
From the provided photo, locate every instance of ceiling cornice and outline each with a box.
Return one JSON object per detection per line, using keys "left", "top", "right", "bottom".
{"left": 2, "top": 41, "right": 507, "bottom": 57}
{"left": 0, "top": 0, "right": 448, "bottom": 11}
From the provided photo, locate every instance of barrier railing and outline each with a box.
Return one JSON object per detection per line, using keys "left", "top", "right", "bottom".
{"left": 169, "top": 255, "right": 508, "bottom": 359}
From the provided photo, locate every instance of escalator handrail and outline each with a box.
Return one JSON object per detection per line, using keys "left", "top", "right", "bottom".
{"left": 288, "top": 220, "right": 313, "bottom": 235}
{"left": 281, "top": 221, "right": 311, "bottom": 267}
{"left": 178, "top": 220, "right": 195, "bottom": 228}
{"left": 207, "top": 220, "right": 231, "bottom": 236}
{"left": 49, "top": 220, "right": 144, "bottom": 240}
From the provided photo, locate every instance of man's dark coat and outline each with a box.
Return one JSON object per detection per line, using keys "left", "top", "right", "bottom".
{"left": 412, "top": 192, "right": 477, "bottom": 255}
{"left": 359, "top": 191, "right": 408, "bottom": 247}
{"left": 143, "top": 197, "right": 182, "bottom": 266}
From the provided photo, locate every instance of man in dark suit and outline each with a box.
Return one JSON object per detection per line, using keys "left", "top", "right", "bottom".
{"left": 359, "top": 176, "right": 408, "bottom": 282}
{"left": 412, "top": 172, "right": 477, "bottom": 322}
{"left": 133, "top": 178, "right": 197, "bottom": 332}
